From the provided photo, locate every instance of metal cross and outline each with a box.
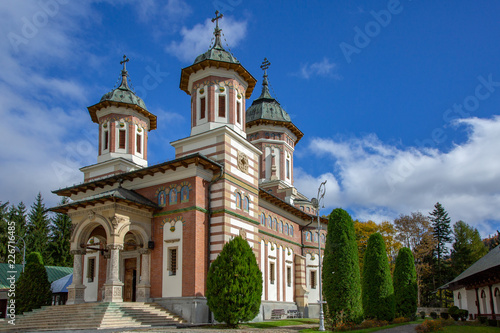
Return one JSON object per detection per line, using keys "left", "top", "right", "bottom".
{"left": 260, "top": 58, "right": 271, "bottom": 71}
{"left": 120, "top": 55, "right": 129, "bottom": 71}
{"left": 212, "top": 11, "right": 223, "bottom": 30}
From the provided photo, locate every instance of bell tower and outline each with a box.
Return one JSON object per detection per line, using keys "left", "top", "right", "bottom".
{"left": 82, "top": 56, "right": 157, "bottom": 182}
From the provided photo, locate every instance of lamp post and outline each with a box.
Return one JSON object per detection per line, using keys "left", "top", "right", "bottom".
{"left": 311, "top": 180, "right": 327, "bottom": 331}
{"left": 15, "top": 236, "right": 26, "bottom": 272}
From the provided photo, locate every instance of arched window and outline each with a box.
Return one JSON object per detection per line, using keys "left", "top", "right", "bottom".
{"left": 314, "top": 232, "right": 319, "bottom": 242}
{"left": 243, "top": 196, "right": 250, "bottom": 212}
{"left": 290, "top": 225, "right": 294, "bottom": 236}
{"left": 279, "top": 220, "right": 283, "bottom": 233}
{"left": 267, "top": 215, "right": 272, "bottom": 228}
{"left": 181, "top": 186, "right": 189, "bottom": 202}
{"left": 169, "top": 188, "right": 177, "bottom": 205}
{"left": 236, "top": 192, "right": 242, "bottom": 208}
{"left": 273, "top": 218, "right": 278, "bottom": 231}
{"left": 321, "top": 234, "right": 326, "bottom": 244}
{"left": 305, "top": 231, "right": 311, "bottom": 241}
{"left": 261, "top": 213, "right": 266, "bottom": 225}
{"left": 158, "top": 190, "right": 166, "bottom": 207}
{"left": 481, "top": 289, "right": 487, "bottom": 313}
{"left": 284, "top": 223, "right": 289, "bottom": 235}
{"left": 458, "top": 292, "right": 462, "bottom": 309}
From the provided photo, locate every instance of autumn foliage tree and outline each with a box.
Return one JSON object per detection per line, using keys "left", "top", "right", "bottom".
{"left": 206, "top": 236, "right": 262, "bottom": 328}
{"left": 323, "top": 208, "right": 363, "bottom": 326}
{"left": 393, "top": 247, "right": 417, "bottom": 318}
{"left": 362, "top": 233, "right": 395, "bottom": 322}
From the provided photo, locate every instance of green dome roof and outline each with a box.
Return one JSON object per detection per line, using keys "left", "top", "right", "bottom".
{"left": 100, "top": 69, "right": 148, "bottom": 111}
{"left": 246, "top": 73, "right": 291, "bottom": 123}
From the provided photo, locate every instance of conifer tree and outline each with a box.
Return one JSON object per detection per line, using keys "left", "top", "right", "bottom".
{"left": 6, "top": 202, "right": 28, "bottom": 264}
{"left": 451, "top": 221, "right": 488, "bottom": 276}
{"left": 17, "top": 252, "right": 52, "bottom": 314}
{"left": 323, "top": 208, "right": 363, "bottom": 325}
{"left": 27, "top": 193, "right": 52, "bottom": 265}
{"left": 429, "top": 202, "right": 452, "bottom": 305}
{"left": 362, "top": 232, "right": 395, "bottom": 321}
{"left": 49, "top": 197, "right": 72, "bottom": 267}
{"left": 393, "top": 247, "right": 417, "bottom": 318}
{"left": 0, "top": 202, "right": 9, "bottom": 262}
{"left": 206, "top": 236, "right": 262, "bottom": 328}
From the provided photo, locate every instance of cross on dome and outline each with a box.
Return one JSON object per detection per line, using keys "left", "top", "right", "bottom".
{"left": 120, "top": 55, "right": 129, "bottom": 72}
{"left": 260, "top": 58, "right": 271, "bottom": 72}
{"left": 212, "top": 10, "right": 223, "bottom": 31}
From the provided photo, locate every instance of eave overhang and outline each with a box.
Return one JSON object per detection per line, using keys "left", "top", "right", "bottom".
{"left": 53, "top": 153, "right": 222, "bottom": 197}
{"left": 246, "top": 119, "right": 304, "bottom": 144}
{"left": 180, "top": 59, "right": 257, "bottom": 99}
{"left": 88, "top": 100, "right": 158, "bottom": 131}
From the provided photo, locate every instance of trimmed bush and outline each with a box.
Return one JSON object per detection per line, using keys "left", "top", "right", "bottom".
{"left": 440, "top": 312, "right": 449, "bottom": 319}
{"left": 458, "top": 309, "right": 468, "bottom": 321}
{"left": 393, "top": 247, "right": 417, "bottom": 318}
{"left": 362, "top": 233, "right": 395, "bottom": 322}
{"left": 206, "top": 236, "right": 262, "bottom": 328}
{"left": 420, "top": 311, "right": 426, "bottom": 319}
{"left": 415, "top": 319, "right": 444, "bottom": 333}
{"left": 323, "top": 208, "right": 363, "bottom": 326}
{"left": 479, "top": 316, "right": 487, "bottom": 324}
{"left": 16, "top": 252, "right": 52, "bottom": 314}
{"left": 430, "top": 312, "right": 438, "bottom": 319}
{"left": 448, "top": 306, "right": 459, "bottom": 321}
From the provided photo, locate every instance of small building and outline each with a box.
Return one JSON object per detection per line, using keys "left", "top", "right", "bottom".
{"left": 0, "top": 264, "right": 73, "bottom": 318}
{"left": 51, "top": 273, "right": 73, "bottom": 305}
{"left": 446, "top": 245, "right": 500, "bottom": 319}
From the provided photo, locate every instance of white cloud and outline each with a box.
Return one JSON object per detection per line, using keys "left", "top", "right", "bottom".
{"left": 295, "top": 116, "right": 500, "bottom": 237}
{"left": 166, "top": 16, "right": 247, "bottom": 62}
{"left": 296, "top": 57, "right": 340, "bottom": 79}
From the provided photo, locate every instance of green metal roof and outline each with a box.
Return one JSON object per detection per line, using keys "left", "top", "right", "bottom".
{"left": 246, "top": 72, "right": 292, "bottom": 123}
{"left": 0, "top": 263, "right": 73, "bottom": 289}
{"left": 193, "top": 15, "right": 239, "bottom": 65}
{"left": 100, "top": 69, "right": 148, "bottom": 111}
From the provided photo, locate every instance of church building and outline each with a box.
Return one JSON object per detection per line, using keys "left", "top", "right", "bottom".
{"left": 52, "top": 12, "right": 328, "bottom": 323}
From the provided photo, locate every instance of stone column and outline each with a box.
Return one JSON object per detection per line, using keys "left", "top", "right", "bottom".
{"left": 66, "top": 249, "right": 87, "bottom": 305}
{"left": 270, "top": 154, "right": 278, "bottom": 180}
{"left": 103, "top": 244, "right": 124, "bottom": 302}
{"left": 136, "top": 248, "right": 151, "bottom": 302}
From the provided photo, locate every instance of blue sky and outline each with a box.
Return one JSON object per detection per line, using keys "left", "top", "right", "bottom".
{"left": 1, "top": 0, "right": 500, "bottom": 237}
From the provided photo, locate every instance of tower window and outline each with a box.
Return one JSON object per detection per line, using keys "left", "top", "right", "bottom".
{"left": 119, "top": 129, "right": 126, "bottom": 149}
{"left": 218, "top": 95, "right": 226, "bottom": 118}
{"left": 103, "top": 130, "right": 109, "bottom": 150}
{"left": 136, "top": 134, "right": 142, "bottom": 154}
{"left": 200, "top": 97, "right": 206, "bottom": 119}
{"left": 237, "top": 101, "right": 241, "bottom": 124}
{"left": 286, "top": 158, "right": 290, "bottom": 179}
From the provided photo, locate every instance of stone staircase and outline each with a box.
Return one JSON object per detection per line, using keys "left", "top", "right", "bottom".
{"left": 0, "top": 302, "right": 185, "bottom": 332}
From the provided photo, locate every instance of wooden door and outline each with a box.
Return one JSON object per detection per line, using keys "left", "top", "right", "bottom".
{"left": 124, "top": 258, "right": 137, "bottom": 302}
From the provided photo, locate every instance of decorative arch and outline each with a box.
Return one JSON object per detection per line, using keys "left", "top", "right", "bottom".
{"left": 284, "top": 223, "right": 289, "bottom": 235}
{"left": 117, "top": 223, "right": 149, "bottom": 247}
{"left": 261, "top": 213, "right": 266, "bottom": 225}
{"left": 243, "top": 196, "right": 250, "bottom": 212}
{"left": 235, "top": 191, "right": 242, "bottom": 209}
{"left": 169, "top": 188, "right": 178, "bottom": 205}
{"left": 273, "top": 218, "right": 278, "bottom": 231}
{"left": 71, "top": 212, "right": 113, "bottom": 249}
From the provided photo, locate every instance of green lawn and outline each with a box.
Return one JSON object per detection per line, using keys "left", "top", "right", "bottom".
{"left": 245, "top": 318, "right": 318, "bottom": 329}
{"left": 443, "top": 326, "right": 500, "bottom": 333}
{"left": 299, "top": 321, "right": 422, "bottom": 333}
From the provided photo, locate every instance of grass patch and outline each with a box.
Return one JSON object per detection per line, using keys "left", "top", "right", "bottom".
{"left": 443, "top": 326, "right": 500, "bottom": 333}
{"left": 246, "top": 318, "right": 318, "bottom": 328}
{"left": 299, "top": 319, "right": 423, "bottom": 332}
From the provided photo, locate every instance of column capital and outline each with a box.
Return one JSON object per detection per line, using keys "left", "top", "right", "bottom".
{"left": 138, "top": 248, "right": 151, "bottom": 255}
{"left": 107, "top": 244, "right": 123, "bottom": 251}
{"left": 70, "top": 249, "right": 86, "bottom": 256}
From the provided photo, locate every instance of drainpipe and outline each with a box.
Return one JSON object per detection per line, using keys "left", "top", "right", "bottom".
{"left": 206, "top": 165, "right": 224, "bottom": 323}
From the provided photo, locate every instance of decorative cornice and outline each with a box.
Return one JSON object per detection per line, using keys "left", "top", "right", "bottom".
{"left": 258, "top": 229, "right": 301, "bottom": 247}
{"left": 211, "top": 209, "right": 259, "bottom": 225}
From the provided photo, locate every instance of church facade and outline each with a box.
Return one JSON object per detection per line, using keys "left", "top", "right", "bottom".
{"left": 52, "top": 13, "right": 327, "bottom": 323}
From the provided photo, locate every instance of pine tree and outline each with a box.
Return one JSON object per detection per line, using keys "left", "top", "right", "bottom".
{"left": 49, "top": 197, "right": 72, "bottom": 267}
{"left": 362, "top": 232, "right": 395, "bottom": 321}
{"left": 27, "top": 193, "right": 52, "bottom": 265}
{"left": 5, "top": 203, "right": 29, "bottom": 264}
{"left": 429, "top": 202, "right": 452, "bottom": 306}
{"left": 393, "top": 247, "right": 417, "bottom": 318}
{"left": 451, "top": 221, "right": 488, "bottom": 277}
{"left": 16, "top": 252, "right": 52, "bottom": 314}
{"left": 323, "top": 208, "right": 363, "bottom": 326}
{"left": 206, "top": 236, "right": 262, "bottom": 328}
{"left": 0, "top": 202, "right": 9, "bottom": 262}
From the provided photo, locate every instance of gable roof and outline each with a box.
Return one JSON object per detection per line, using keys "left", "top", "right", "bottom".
{"left": 446, "top": 245, "right": 500, "bottom": 289}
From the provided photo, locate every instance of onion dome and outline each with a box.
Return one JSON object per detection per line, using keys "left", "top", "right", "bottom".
{"left": 246, "top": 59, "right": 303, "bottom": 142}
{"left": 180, "top": 11, "right": 256, "bottom": 99}
{"left": 88, "top": 55, "right": 157, "bottom": 130}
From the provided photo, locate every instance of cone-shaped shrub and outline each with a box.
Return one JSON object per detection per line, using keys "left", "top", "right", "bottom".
{"left": 394, "top": 247, "right": 417, "bottom": 318}
{"left": 16, "top": 252, "right": 52, "bottom": 314}
{"left": 362, "top": 232, "right": 395, "bottom": 321}
{"left": 206, "top": 236, "right": 262, "bottom": 328}
{"left": 323, "top": 208, "right": 363, "bottom": 325}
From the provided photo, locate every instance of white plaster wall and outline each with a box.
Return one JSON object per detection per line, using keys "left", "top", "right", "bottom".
{"left": 267, "top": 243, "right": 277, "bottom": 301}
{"left": 466, "top": 289, "right": 477, "bottom": 316}
{"left": 494, "top": 283, "right": 500, "bottom": 315}
{"left": 273, "top": 147, "right": 280, "bottom": 179}
{"left": 162, "top": 220, "right": 183, "bottom": 298}
{"left": 83, "top": 252, "right": 99, "bottom": 302}
{"left": 305, "top": 253, "right": 320, "bottom": 304}
{"left": 260, "top": 240, "right": 265, "bottom": 301}
{"left": 265, "top": 147, "right": 271, "bottom": 180}
{"left": 278, "top": 246, "right": 283, "bottom": 302}
{"left": 453, "top": 288, "right": 467, "bottom": 309}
